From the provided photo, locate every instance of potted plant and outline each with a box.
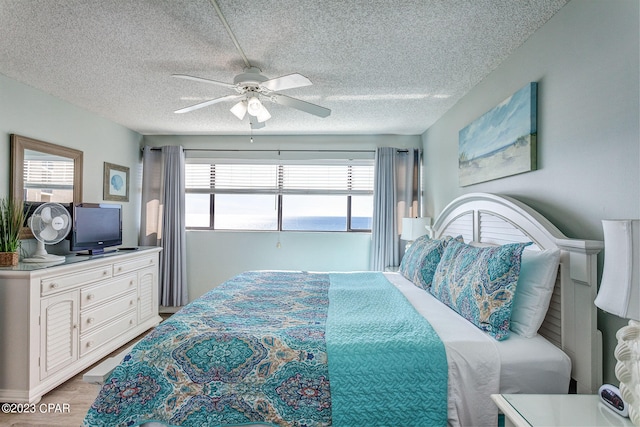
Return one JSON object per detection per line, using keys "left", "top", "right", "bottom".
{"left": 0, "top": 197, "right": 25, "bottom": 266}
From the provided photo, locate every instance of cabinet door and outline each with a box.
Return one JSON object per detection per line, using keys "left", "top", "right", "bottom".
{"left": 138, "top": 266, "right": 158, "bottom": 322}
{"left": 40, "top": 290, "right": 79, "bottom": 380}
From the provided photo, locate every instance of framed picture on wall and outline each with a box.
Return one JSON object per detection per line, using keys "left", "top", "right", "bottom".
{"left": 458, "top": 82, "right": 538, "bottom": 186}
{"left": 103, "top": 162, "right": 129, "bottom": 202}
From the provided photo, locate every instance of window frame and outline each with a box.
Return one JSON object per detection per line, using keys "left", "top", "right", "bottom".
{"left": 185, "top": 158, "right": 374, "bottom": 233}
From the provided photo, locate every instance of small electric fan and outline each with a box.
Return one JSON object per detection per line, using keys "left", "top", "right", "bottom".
{"left": 23, "top": 203, "right": 71, "bottom": 263}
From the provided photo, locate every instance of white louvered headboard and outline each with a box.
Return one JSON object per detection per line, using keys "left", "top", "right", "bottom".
{"left": 428, "top": 193, "right": 603, "bottom": 394}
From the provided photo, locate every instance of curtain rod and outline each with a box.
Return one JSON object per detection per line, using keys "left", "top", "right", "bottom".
{"left": 145, "top": 148, "right": 410, "bottom": 153}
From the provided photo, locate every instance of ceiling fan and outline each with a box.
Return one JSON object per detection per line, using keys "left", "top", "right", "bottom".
{"left": 173, "top": 67, "right": 331, "bottom": 129}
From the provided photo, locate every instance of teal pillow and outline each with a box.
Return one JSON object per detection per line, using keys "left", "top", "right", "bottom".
{"left": 399, "top": 235, "right": 454, "bottom": 290}
{"left": 430, "top": 240, "right": 531, "bottom": 340}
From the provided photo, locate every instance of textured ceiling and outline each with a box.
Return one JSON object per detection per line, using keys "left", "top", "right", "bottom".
{"left": 0, "top": 0, "right": 568, "bottom": 135}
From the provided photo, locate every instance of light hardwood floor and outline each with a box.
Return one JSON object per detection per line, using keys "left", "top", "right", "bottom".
{"left": 0, "top": 314, "right": 171, "bottom": 427}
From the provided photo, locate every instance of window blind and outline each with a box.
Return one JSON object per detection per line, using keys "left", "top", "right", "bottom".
{"left": 23, "top": 159, "right": 75, "bottom": 189}
{"left": 185, "top": 160, "right": 374, "bottom": 195}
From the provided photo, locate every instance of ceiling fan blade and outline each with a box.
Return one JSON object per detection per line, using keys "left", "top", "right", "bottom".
{"left": 270, "top": 94, "right": 331, "bottom": 118}
{"left": 174, "top": 94, "right": 243, "bottom": 114}
{"left": 172, "top": 74, "right": 236, "bottom": 89}
{"left": 261, "top": 73, "right": 312, "bottom": 92}
{"left": 250, "top": 120, "right": 265, "bottom": 130}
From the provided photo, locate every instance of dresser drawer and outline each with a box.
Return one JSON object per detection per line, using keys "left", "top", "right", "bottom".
{"left": 41, "top": 266, "right": 112, "bottom": 295}
{"left": 80, "top": 274, "right": 137, "bottom": 309}
{"left": 80, "top": 310, "right": 137, "bottom": 357}
{"left": 80, "top": 290, "right": 137, "bottom": 334}
{"left": 113, "top": 256, "right": 156, "bottom": 276}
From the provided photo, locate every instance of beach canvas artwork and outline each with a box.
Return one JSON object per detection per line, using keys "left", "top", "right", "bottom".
{"left": 458, "top": 82, "right": 537, "bottom": 186}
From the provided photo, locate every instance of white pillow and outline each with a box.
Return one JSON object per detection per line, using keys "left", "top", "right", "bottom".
{"left": 509, "top": 249, "right": 561, "bottom": 338}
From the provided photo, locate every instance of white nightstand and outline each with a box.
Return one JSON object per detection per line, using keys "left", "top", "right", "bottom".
{"left": 492, "top": 394, "right": 635, "bottom": 427}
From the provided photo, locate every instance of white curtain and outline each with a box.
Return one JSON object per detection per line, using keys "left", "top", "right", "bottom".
{"left": 140, "top": 146, "right": 188, "bottom": 307}
{"left": 370, "top": 147, "right": 422, "bottom": 271}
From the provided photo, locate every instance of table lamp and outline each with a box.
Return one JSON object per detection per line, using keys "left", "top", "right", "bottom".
{"left": 594, "top": 220, "right": 640, "bottom": 426}
{"left": 401, "top": 217, "right": 431, "bottom": 250}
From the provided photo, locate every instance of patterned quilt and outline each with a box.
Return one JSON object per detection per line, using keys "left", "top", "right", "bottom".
{"left": 82, "top": 271, "right": 447, "bottom": 427}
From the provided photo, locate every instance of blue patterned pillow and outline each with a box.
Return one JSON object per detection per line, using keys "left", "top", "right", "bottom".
{"left": 430, "top": 240, "right": 531, "bottom": 340}
{"left": 399, "top": 235, "right": 455, "bottom": 290}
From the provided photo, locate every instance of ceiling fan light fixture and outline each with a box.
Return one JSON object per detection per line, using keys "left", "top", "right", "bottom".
{"left": 256, "top": 106, "right": 271, "bottom": 123}
{"left": 230, "top": 100, "right": 247, "bottom": 120}
{"left": 247, "top": 96, "right": 263, "bottom": 116}
{"left": 247, "top": 95, "right": 271, "bottom": 122}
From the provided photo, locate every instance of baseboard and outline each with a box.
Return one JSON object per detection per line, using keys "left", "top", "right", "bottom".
{"left": 159, "top": 305, "right": 182, "bottom": 314}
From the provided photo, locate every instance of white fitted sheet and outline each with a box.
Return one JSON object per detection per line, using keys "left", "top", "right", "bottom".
{"left": 495, "top": 331, "right": 571, "bottom": 394}
{"left": 384, "top": 272, "right": 571, "bottom": 427}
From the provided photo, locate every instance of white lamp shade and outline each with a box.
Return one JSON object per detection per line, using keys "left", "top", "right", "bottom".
{"left": 255, "top": 105, "right": 271, "bottom": 123}
{"left": 246, "top": 96, "right": 271, "bottom": 122}
{"left": 230, "top": 100, "right": 247, "bottom": 120}
{"left": 401, "top": 217, "right": 431, "bottom": 241}
{"left": 595, "top": 220, "right": 640, "bottom": 320}
{"left": 247, "top": 96, "right": 262, "bottom": 115}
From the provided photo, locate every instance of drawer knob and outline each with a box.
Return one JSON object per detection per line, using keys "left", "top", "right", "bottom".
{"left": 129, "top": 319, "right": 134, "bottom": 325}
{"left": 50, "top": 283, "right": 59, "bottom": 289}
{"left": 117, "top": 267, "right": 122, "bottom": 272}
{"left": 130, "top": 300, "right": 134, "bottom": 306}
{"left": 129, "top": 280, "right": 134, "bottom": 286}
{"left": 86, "top": 341, "right": 94, "bottom": 348}
{"left": 87, "top": 294, "right": 95, "bottom": 300}
{"left": 87, "top": 317, "right": 94, "bottom": 324}
{"left": 103, "top": 270, "right": 108, "bottom": 276}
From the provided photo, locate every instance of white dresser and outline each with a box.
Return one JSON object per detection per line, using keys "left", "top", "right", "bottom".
{"left": 0, "top": 247, "right": 162, "bottom": 403}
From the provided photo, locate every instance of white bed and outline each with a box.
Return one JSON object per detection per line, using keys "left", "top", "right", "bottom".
{"left": 430, "top": 192, "right": 603, "bottom": 397}
{"left": 86, "top": 193, "right": 604, "bottom": 427}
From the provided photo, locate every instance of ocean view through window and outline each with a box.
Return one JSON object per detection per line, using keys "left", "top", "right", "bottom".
{"left": 185, "top": 158, "right": 374, "bottom": 232}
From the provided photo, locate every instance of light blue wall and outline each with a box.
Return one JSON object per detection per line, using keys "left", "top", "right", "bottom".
{"left": 422, "top": 0, "right": 640, "bottom": 385}
{"left": 0, "top": 73, "right": 143, "bottom": 248}
{"left": 186, "top": 231, "right": 371, "bottom": 299}
{"left": 144, "top": 134, "right": 422, "bottom": 298}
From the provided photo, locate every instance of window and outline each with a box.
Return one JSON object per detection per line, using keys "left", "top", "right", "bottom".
{"left": 185, "top": 158, "right": 374, "bottom": 232}
{"left": 281, "top": 195, "right": 347, "bottom": 231}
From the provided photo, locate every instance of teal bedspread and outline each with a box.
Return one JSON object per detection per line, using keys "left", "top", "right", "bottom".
{"left": 82, "top": 271, "right": 447, "bottom": 427}
{"left": 326, "top": 272, "right": 448, "bottom": 427}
